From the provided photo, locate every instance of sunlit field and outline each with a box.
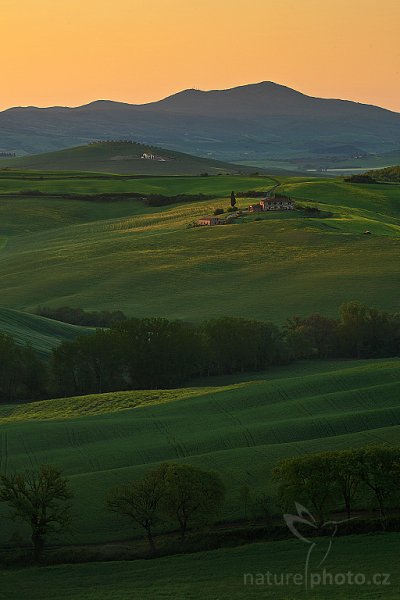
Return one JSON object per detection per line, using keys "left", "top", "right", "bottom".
{"left": 0, "top": 175, "right": 398, "bottom": 326}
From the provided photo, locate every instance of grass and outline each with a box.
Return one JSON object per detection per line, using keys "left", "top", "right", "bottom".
{"left": 0, "top": 358, "right": 399, "bottom": 546}
{"left": 1, "top": 532, "right": 399, "bottom": 599}
{"left": 0, "top": 174, "right": 398, "bottom": 322}
{"left": 0, "top": 308, "right": 92, "bottom": 357}
{"left": 0, "top": 172, "right": 276, "bottom": 196}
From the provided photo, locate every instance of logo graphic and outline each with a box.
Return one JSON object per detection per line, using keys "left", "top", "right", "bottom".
{"left": 284, "top": 503, "right": 355, "bottom": 591}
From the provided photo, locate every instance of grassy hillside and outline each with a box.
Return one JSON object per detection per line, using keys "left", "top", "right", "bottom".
{"left": 0, "top": 359, "right": 399, "bottom": 545}
{"left": 0, "top": 171, "right": 276, "bottom": 197}
{"left": 0, "top": 174, "right": 398, "bottom": 321}
{"left": 366, "top": 165, "right": 400, "bottom": 183}
{"left": 0, "top": 308, "right": 92, "bottom": 357}
{"left": 2, "top": 533, "right": 399, "bottom": 599}
{"left": 0, "top": 142, "right": 257, "bottom": 176}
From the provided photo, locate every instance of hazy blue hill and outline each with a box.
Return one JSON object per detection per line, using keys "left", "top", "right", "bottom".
{"left": 1, "top": 82, "right": 399, "bottom": 160}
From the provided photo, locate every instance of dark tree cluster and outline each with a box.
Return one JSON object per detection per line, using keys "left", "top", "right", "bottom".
{"left": 0, "top": 333, "right": 47, "bottom": 401}
{"left": 107, "top": 463, "right": 225, "bottom": 553}
{"left": 1, "top": 302, "right": 399, "bottom": 403}
{"left": 35, "top": 306, "right": 127, "bottom": 327}
{"left": 50, "top": 317, "right": 289, "bottom": 397}
{"left": 345, "top": 174, "right": 377, "bottom": 184}
{"left": 274, "top": 446, "right": 400, "bottom": 529}
{"left": 285, "top": 301, "right": 400, "bottom": 360}
{"left": 346, "top": 166, "right": 400, "bottom": 184}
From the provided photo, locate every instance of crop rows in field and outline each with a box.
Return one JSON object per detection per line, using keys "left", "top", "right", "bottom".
{"left": 0, "top": 359, "right": 399, "bottom": 545}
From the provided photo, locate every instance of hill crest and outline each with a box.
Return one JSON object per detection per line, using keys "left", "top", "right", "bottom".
{"left": 1, "top": 82, "right": 399, "bottom": 160}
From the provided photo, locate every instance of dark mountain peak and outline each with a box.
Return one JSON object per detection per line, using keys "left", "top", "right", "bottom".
{"left": 0, "top": 82, "right": 398, "bottom": 158}
{"left": 3, "top": 104, "right": 70, "bottom": 115}
{"left": 76, "top": 99, "right": 135, "bottom": 111}
{"left": 144, "top": 81, "right": 317, "bottom": 116}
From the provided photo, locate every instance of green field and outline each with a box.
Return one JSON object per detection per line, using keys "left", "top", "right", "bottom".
{"left": 2, "top": 533, "right": 399, "bottom": 599}
{"left": 0, "top": 169, "right": 399, "bottom": 597}
{"left": 0, "top": 171, "right": 276, "bottom": 196}
{"left": 1, "top": 358, "right": 399, "bottom": 546}
{"left": 0, "top": 308, "right": 91, "bottom": 357}
{"left": 0, "top": 174, "right": 398, "bottom": 322}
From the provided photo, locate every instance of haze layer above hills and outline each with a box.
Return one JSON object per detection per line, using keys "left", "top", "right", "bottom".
{"left": 1, "top": 82, "right": 399, "bottom": 161}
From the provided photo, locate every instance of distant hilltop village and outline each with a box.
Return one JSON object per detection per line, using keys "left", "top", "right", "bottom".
{"left": 141, "top": 152, "right": 167, "bottom": 162}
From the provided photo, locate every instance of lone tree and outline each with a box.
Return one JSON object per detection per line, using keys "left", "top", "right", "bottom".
{"left": 230, "top": 191, "right": 236, "bottom": 208}
{"left": 107, "top": 465, "right": 168, "bottom": 553}
{"left": 273, "top": 454, "right": 339, "bottom": 526}
{"left": 161, "top": 463, "right": 225, "bottom": 541}
{"left": 0, "top": 465, "right": 73, "bottom": 563}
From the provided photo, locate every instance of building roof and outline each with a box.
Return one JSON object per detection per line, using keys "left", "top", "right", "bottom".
{"left": 262, "top": 197, "right": 293, "bottom": 203}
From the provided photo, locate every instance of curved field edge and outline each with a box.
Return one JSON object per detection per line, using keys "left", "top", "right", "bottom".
{"left": 1, "top": 358, "right": 399, "bottom": 422}
{"left": 0, "top": 307, "right": 92, "bottom": 357}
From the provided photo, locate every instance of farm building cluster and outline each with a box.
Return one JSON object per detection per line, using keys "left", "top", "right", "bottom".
{"left": 196, "top": 192, "right": 295, "bottom": 226}
{"left": 197, "top": 214, "right": 238, "bottom": 226}
{"left": 248, "top": 194, "right": 295, "bottom": 213}
{"left": 141, "top": 152, "right": 167, "bottom": 161}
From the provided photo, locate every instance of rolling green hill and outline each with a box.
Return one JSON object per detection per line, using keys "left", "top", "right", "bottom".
{"left": 365, "top": 165, "right": 400, "bottom": 183}
{"left": 0, "top": 141, "right": 258, "bottom": 176}
{"left": 0, "top": 308, "right": 92, "bottom": 357}
{"left": 2, "top": 533, "right": 399, "bottom": 599}
{"left": 0, "top": 171, "right": 276, "bottom": 198}
{"left": 0, "top": 174, "right": 398, "bottom": 322}
{"left": 0, "top": 358, "right": 399, "bottom": 545}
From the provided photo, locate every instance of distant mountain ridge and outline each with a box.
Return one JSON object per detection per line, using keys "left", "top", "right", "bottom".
{"left": 1, "top": 82, "right": 399, "bottom": 161}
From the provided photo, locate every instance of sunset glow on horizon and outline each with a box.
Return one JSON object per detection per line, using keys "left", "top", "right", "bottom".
{"left": 1, "top": 0, "right": 399, "bottom": 112}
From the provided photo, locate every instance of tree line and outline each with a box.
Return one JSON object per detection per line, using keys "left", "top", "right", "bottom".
{"left": 1, "top": 445, "right": 398, "bottom": 563}
{"left": 35, "top": 306, "right": 127, "bottom": 327}
{"left": 0, "top": 463, "right": 224, "bottom": 562}
{"left": 0, "top": 301, "right": 399, "bottom": 401}
{"left": 0, "top": 334, "right": 47, "bottom": 402}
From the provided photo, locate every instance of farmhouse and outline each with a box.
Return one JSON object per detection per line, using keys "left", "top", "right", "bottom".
{"left": 248, "top": 193, "right": 295, "bottom": 213}
{"left": 197, "top": 215, "right": 225, "bottom": 226}
{"left": 260, "top": 195, "right": 295, "bottom": 211}
{"left": 248, "top": 203, "right": 263, "bottom": 213}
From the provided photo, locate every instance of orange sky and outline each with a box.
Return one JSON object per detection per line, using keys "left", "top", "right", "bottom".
{"left": 1, "top": 0, "right": 399, "bottom": 112}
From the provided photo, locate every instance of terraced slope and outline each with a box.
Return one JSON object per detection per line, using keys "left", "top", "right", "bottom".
{"left": 0, "top": 308, "right": 92, "bottom": 357}
{"left": 0, "top": 359, "right": 399, "bottom": 545}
